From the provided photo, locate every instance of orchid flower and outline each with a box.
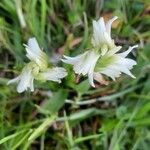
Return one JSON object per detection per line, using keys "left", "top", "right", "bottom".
{"left": 8, "top": 38, "right": 67, "bottom": 93}
{"left": 94, "top": 45, "right": 138, "bottom": 81}
{"left": 7, "top": 64, "right": 34, "bottom": 93}
{"left": 62, "top": 16, "right": 138, "bottom": 87}
{"left": 92, "top": 16, "right": 117, "bottom": 49}
{"left": 39, "top": 67, "right": 67, "bottom": 83}
{"left": 24, "top": 38, "right": 48, "bottom": 71}
{"left": 62, "top": 50, "right": 100, "bottom": 87}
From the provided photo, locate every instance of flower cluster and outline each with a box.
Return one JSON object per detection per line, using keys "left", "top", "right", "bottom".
{"left": 8, "top": 38, "right": 67, "bottom": 93}
{"left": 8, "top": 16, "right": 138, "bottom": 92}
{"left": 62, "top": 16, "right": 138, "bottom": 87}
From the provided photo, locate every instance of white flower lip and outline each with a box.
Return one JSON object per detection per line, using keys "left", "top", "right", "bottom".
{"left": 7, "top": 65, "right": 34, "bottom": 93}
{"left": 96, "top": 45, "right": 138, "bottom": 80}
{"left": 24, "top": 37, "right": 48, "bottom": 69}
{"left": 92, "top": 16, "right": 118, "bottom": 48}
{"left": 117, "top": 45, "right": 138, "bottom": 57}
{"left": 40, "top": 67, "right": 67, "bottom": 83}
{"left": 62, "top": 50, "right": 100, "bottom": 87}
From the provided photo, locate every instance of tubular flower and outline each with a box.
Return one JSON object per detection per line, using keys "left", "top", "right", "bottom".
{"left": 62, "top": 16, "right": 138, "bottom": 87}
{"left": 39, "top": 67, "right": 67, "bottom": 83}
{"left": 94, "top": 45, "right": 138, "bottom": 81}
{"left": 24, "top": 38, "right": 48, "bottom": 71}
{"left": 8, "top": 38, "right": 67, "bottom": 93}
{"left": 7, "top": 64, "right": 34, "bottom": 93}
{"left": 92, "top": 16, "right": 118, "bottom": 49}
{"left": 62, "top": 50, "right": 100, "bottom": 87}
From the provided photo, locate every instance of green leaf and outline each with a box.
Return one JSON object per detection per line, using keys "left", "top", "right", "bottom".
{"left": 130, "top": 117, "right": 150, "bottom": 127}
{"left": 116, "top": 105, "right": 127, "bottom": 119}
{"left": 74, "top": 80, "right": 90, "bottom": 95}
{"left": 64, "top": 111, "right": 74, "bottom": 147}
{"left": 100, "top": 119, "right": 118, "bottom": 132}
{"left": 69, "top": 108, "right": 97, "bottom": 121}
{"left": 0, "top": 130, "right": 28, "bottom": 145}
{"left": 74, "top": 134, "right": 102, "bottom": 144}
{"left": 11, "top": 130, "right": 32, "bottom": 150}
{"left": 42, "top": 89, "right": 68, "bottom": 114}
{"left": 135, "top": 101, "right": 150, "bottom": 119}
{"left": 28, "top": 115, "right": 56, "bottom": 142}
{"left": 68, "top": 108, "right": 114, "bottom": 127}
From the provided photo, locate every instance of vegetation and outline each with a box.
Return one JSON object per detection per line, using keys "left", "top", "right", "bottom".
{"left": 0, "top": 0, "right": 150, "bottom": 149}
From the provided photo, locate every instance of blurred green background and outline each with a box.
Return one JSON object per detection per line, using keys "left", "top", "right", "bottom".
{"left": 0, "top": 0, "right": 150, "bottom": 149}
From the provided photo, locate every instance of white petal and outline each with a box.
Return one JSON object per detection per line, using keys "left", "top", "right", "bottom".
{"left": 41, "top": 67, "right": 67, "bottom": 83}
{"left": 61, "top": 53, "right": 84, "bottom": 64}
{"left": 25, "top": 48, "right": 41, "bottom": 61}
{"left": 24, "top": 37, "right": 47, "bottom": 69}
{"left": 119, "top": 67, "right": 135, "bottom": 78}
{"left": 27, "top": 37, "right": 41, "bottom": 53}
{"left": 87, "top": 52, "right": 100, "bottom": 87}
{"left": 92, "top": 18, "right": 107, "bottom": 46}
{"left": 7, "top": 64, "right": 35, "bottom": 93}
{"left": 99, "top": 54, "right": 137, "bottom": 80}
{"left": 62, "top": 50, "right": 100, "bottom": 87}
{"left": 103, "top": 32, "right": 114, "bottom": 48}
{"left": 92, "top": 21, "right": 100, "bottom": 47}
{"left": 100, "top": 67, "right": 121, "bottom": 80}
{"left": 17, "top": 66, "right": 34, "bottom": 93}
{"left": 115, "top": 56, "right": 137, "bottom": 69}
{"left": 113, "top": 56, "right": 136, "bottom": 78}
{"left": 109, "top": 64, "right": 135, "bottom": 78}
{"left": 7, "top": 76, "right": 20, "bottom": 85}
{"left": 88, "top": 72, "right": 95, "bottom": 87}
{"left": 24, "top": 37, "right": 42, "bottom": 62}
{"left": 30, "top": 77, "right": 34, "bottom": 92}
{"left": 106, "top": 16, "right": 118, "bottom": 36}
{"left": 98, "top": 17, "right": 106, "bottom": 32}
{"left": 117, "top": 45, "right": 138, "bottom": 57}
{"left": 73, "top": 52, "right": 96, "bottom": 75}
{"left": 106, "top": 46, "right": 122, "bottom": 56}
{"left": 92, "top": 17, "right": 115, "bottom": 48}
{"left": 88, "top": 61, "right": 97, "bottom": 87}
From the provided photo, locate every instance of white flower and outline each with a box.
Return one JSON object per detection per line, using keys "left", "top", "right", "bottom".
{"left": 7, "top": 65, "right": 34, "bottom": 93}
{"left": 92, "top": 16, "right": 118, "bottom": 49}
{"left": 62, "top": 16, "right": 118, "bottom": 87}
{"left": 62, "top": 16, "right": 138, "bottom": 87}
{"left": 24, "top": 37, "right": 48, "bottom": 70}
{"left": 95, "top": 45, "right": 138, "bottom": 80}
{"left": 8, "top": 37, "right": 67, "bottom": 93}
{"left": 39, "top": 67, "right": 67, "bottom": 83}
{"left": 62, "top": 50, "right": 100, "bottom": 87}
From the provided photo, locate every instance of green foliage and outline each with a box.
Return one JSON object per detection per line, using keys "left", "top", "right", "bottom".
{"left": 0, "top": 0, "right": 150, "bottom": 149}
{"left": 38, "top": 89, "right": 68, "bottom": 114}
